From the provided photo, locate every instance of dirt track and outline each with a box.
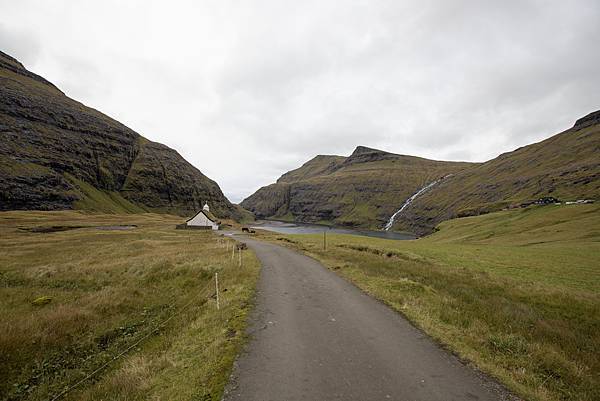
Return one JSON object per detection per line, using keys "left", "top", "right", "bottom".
{"left": 223, "top": 237, "right": 515, "bottom": 401}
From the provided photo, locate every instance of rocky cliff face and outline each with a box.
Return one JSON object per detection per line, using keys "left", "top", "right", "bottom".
{"left": 573, "top": 109, "right": 600, "bottom": 130}
{"left": 0, "top": 50, "right": 238, "bottom": 218}
{"left": 241, "top": 147, "right": 473, "bottom": 229}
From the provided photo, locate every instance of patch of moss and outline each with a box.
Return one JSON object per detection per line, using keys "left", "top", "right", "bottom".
{"left": 66, "top": 174, "right": 147, "bottom": 214}
{"left": 31, "top": 296, "right": 52, "bottom": 306}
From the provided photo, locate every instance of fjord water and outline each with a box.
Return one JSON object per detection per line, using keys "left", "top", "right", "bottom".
{"left": 252, "top": 220, "right": 416, "bottom": 240}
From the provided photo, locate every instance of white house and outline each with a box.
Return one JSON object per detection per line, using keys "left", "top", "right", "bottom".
{"left": 186, "top": 203, "right": 220, "bottom": 230}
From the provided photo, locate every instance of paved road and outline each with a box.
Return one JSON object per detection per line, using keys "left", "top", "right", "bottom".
{"left": 223, "top": 237, "right": 515, "bottom": 401}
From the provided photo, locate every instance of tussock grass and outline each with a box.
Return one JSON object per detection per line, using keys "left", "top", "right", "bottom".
{"left": 0, "top": 211, "right": 259, "bottom": 401}
{"left": 261, "top": 204, "right": 600, "bottom": 401}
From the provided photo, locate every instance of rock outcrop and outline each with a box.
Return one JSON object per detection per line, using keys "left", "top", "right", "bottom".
{"left": 574, "top": 109, "right": 600, "bottom": 130}
{"left": 0, "top": 50, "right": 238, "bottom": 218}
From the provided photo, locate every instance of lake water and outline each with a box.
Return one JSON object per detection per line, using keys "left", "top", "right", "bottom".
{"left": 251, "top": 220, "right": 416, "bottom": 241}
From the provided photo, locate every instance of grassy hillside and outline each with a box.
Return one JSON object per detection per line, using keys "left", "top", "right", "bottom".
{"left": 243, "top": 111, "right": 599, "bottom": 236}
{"left": 242, "top": 146, "right": 473, "bottom": 228}
{"left": 0, "top": 50, "right": 238, "bottom": 219}
{"left": 257, "top": 203, "right": 600, "bottom": 401}
{"left": 0, "top": 211, "right": 259, "bottom": 401}
{"left": 394, "top": 112, "right": 600, "bottom": 235}
{"left": 277, "top": 154, "right": 346, "bottom": 183}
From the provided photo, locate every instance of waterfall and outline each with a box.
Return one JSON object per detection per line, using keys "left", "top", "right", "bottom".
{"left": 384, "top": 175, "right": 451, "bottom": 231}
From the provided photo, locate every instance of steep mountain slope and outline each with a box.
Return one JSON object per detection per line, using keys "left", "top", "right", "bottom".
{"left": 0, "top": 50, "right": 238, "bottom": 218}
{"left": 241, "top": 146, "right": 473, "bottom": 228}
{"left": 278, "top": 155, "right": 346, "bottom": 183}
{"left": 392, "top": 110, "right": 600, "bottom": 235}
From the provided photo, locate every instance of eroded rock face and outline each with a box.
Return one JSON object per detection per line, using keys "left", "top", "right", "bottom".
{"left": 574, "top": 110, "right": 600, "bottom": 130}
{"left": 340, "top": 146, "right": 401, "bottom": 166}
{"left": 120, "top": 140, "right": 235, "bottom": 216}
{"left": 0, "top": 50, "right": 238, "bottom": 218}
{"left": 240, "top": 182, "right": 291, "bottom": 218}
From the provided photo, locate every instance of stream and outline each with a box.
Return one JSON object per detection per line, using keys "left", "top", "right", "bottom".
{"left": 384, "top": 175, "right": 451, "bottom": 231}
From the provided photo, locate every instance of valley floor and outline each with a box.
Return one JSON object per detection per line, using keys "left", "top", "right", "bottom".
{"left": 255, "top": 204, "right": 600, "bottom": 401}
{"left": 0, "top": 211, "right": 260, "bottom": 401}
{"left": 2, "top": 204, "right": 598, "bottom": 401}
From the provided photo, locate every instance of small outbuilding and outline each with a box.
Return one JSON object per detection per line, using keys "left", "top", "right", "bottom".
{"left": 184, "top": 203, "right": 220, "bottom": 230}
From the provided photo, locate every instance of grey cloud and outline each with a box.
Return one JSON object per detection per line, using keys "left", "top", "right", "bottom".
{"left": 0, "top": 1, "right": 598, "bottom": 203}
{"left": 0, "top": 24, "right": 41, "bottom": 66}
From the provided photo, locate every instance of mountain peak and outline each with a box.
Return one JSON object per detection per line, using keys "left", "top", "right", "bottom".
{"left": 343, "top": 146, "right": 397, "bottom": 165}
{"left": 350, "top": 146, "right": 391, "bottom": 156}
{"left": 573, "top": 109, "right": 600, "bottom": 130}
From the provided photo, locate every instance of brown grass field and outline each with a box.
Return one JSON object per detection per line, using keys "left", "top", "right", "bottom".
{"left": 0, "top": 211, "right": 259, "bottom": 401}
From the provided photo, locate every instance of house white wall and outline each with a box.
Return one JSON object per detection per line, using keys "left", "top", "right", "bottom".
{"left": 187, "top": 212, "right": 218, "bottom": 230}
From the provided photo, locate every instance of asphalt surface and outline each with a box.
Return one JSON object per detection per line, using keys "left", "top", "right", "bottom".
{"left": 223, "top": 237, "right": 515, "bottom": 401}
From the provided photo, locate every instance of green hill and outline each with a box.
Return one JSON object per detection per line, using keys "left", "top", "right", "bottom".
{"left": 241, "top": 146, "right": 473, "bottom": 228}
{"left": 0, "top": 50, "right": 238, "bottom": 219}
{"left": 243, "top": 110, "right": 600, "bottom": 236}
{"left": 392, "top": 110, "right": 600, "bottom": 235}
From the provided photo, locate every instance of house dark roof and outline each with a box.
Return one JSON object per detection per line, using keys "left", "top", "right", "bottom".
{"left": 186, "top": 209, "right": 220, "bottom": 224}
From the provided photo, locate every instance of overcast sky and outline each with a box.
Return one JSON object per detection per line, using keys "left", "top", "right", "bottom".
{"left": 1, "top": 1, "right": 599, "bottom": 202}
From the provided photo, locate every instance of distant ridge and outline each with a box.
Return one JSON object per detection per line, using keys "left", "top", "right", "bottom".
{"left": 241, "top": 146, "right": 473, "bottom": 230}
{"left": 0, "top": 50, "right": 61, "bottom": 91}
{"left": 391, "top": 110, "right": 600, "bottom": 235}
{"left": 243, "top": 110, "right": 600, "bottom": 235}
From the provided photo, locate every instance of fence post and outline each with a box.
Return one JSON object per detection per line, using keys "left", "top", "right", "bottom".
{"left": 323, "top": 230, "right": 327, "bottom": 250}
{"left": 215, "top": 272, "right": 220, "bottom": 310}
{"left": 238, "top": 248, "right": 242, "bottom": 267}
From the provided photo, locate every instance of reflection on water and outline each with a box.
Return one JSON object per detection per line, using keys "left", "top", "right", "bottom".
{"left": 251, "top": 220, "right": 416, "bottom": 241}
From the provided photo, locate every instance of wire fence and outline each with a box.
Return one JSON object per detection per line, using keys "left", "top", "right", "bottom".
{"left": 49, "top": 279, "right": 215, "bottom": 401}
{"left": 47, "top": 235, "right": 241, "bottom": 401}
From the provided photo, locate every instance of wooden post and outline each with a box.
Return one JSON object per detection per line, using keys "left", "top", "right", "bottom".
{"left": 238, "top": 248, "right": 242, "bottom": 267}
{"left": 323, "top": 230, "right": 327, "bottom": 250}
{"left": 215, "top": 272, "right": 220, "bottom": 310}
